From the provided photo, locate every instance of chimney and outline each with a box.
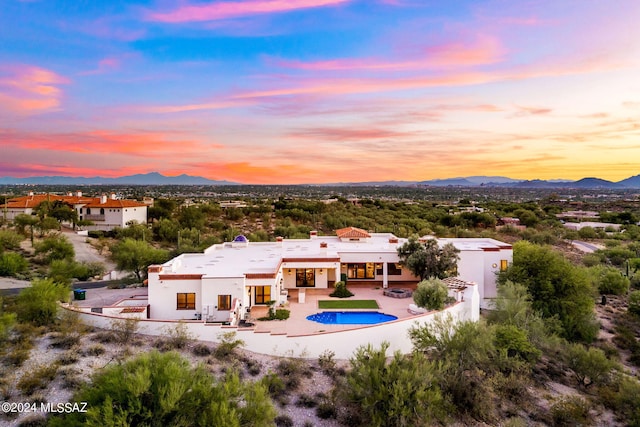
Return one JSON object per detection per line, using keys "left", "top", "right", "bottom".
{"left": 320, "top": 242, "right": 328, "bottom": 254}
{"left": 28, "top": 191, "right": 34, "bottom": 197}
{"left": 67, "top": 192, "right": 72, "bottom": 196}
{"left": 276, "top": 236, "right": 283, "bottom": 246}
{"left": 110, "top": 193, "right": 117, "bottom": 200}
{"left": 76, "top": 191, "right": 82, "bottom": 197}
{"left": 310, "top": 230, "right": 318, "bottom": 239}
{"left": 418, "top": 237, "right": 428, "bottom": 243}
{"left": 100, "top": 194, "right": 107, "bottom": 204}
{"left": 388, "top": 237, "right": 399, "bottom": 244}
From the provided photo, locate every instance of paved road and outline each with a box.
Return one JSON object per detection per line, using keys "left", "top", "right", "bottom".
{"left": 571, "top": 240, "right": 603, "bottom": 253}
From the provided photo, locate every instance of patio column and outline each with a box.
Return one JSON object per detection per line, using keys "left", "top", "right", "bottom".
{"left": 382, "top": 262, "right": 388, "bottom": 288}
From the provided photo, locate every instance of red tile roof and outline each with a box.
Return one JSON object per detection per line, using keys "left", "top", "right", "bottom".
{"left": 336, "top": 226, "right": 371, "bottom": 239}
{"left": 1, "top": 194, "right": 146, "bottom": 209}
{"left": 120, "top": 307, "right": 146, "bottom": 313}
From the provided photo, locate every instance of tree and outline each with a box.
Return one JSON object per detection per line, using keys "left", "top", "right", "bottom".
{"left": 413, "top": 278, "right": 449, "bottom": 310}
{"left": 13, "top": 213, "right": 39, "bottom": 244}
{"left": 111, "top": 238, "right": 169, "bottom": 281}
{"left": 49, "top": 351, "right": 276, "bottom": 427}
{"left": 397, "top": 236, "right": 459, "bottom": 280}
{"left": 564, "top": 343, "right": 618, "bottom": 388}
{"left": 342, "top": 343, "right": 447, "bottom": 427}
{"left": 499, "top": 241, "right": 598, "bottom": 342}
{"left": 16, "top": 278, "right": 70, "bottom": 325}
{"left": 34, "top": 235, "right": 74, "bottom": 264}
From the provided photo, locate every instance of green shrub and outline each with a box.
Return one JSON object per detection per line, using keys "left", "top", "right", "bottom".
{"left": 274, "top": 309, "right": 290, "bottom": 320}
{"left": 629, "top": 291, "right": 640, "bottom": 316}
{"left": 550, "top": 396, "right": 590, "bottom": 426}
{"left": 155, "top": 322, "right": 193, "bottom": 351}
{"left": 342, "top": 343, "right": 448, "bottom": 427}
{"left": 16, "top": 279, "right": 69, "bottom": 326}
{"left": 0, "top": 251, "right": 28, "bottom": 276}
{"left": 109, "top": 318, "right": 139, "bottom": 345}
{"left": 0, "top": 229, "right": 23, "bottom": 251}
{"left": 260, "top": 371, "right": 286, "bottom": 397}
{"left": 329, "top": 281, "right": 353, "bottom": 298}
{"left": 213, "top": 331, "right": 245, "bottom": 359}
{"left": 48, "top": 351, "right": 276, "bottom": 427}
{"left": 565, "top": 343, "right": 618, "bottom": 388}
{"left": 592, "top": 266, "right": 630, "bottom": 295}
{"left": 413, "top": 278, "right": 448, "bottom": 310}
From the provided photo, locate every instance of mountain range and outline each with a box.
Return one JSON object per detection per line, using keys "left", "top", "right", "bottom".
{"left": 0, "top": 172, "right": 639, "bottom": 188}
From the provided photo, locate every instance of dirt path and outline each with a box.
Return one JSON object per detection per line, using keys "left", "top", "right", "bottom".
{"left": 61, "top": 230, "right": 116, "bottom": 272}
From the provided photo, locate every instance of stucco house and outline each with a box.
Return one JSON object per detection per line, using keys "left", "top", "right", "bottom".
{"left": 147, "top": 227, "right": 512, "bottom": 323}
{"left": 1, "top": 191, "right": 148, "bottom": 231}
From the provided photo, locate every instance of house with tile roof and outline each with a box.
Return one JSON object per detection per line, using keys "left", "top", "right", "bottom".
{"left": 147, "top": 227, "right": 512, "bottom": 322}
{"left": 1, "top": 191, "right": 148, "bottom": 231}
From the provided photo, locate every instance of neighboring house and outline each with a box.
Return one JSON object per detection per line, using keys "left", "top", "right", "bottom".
{"left": 147, "top": 227, "right": 512, "bottom": 322}
{"left": 563, "top": 221, "right": 622, "bottom": 231}
{"left": 1, "top": 191, "right": 148, "bottom": 231}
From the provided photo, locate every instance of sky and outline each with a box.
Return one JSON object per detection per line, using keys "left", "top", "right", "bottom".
{"left": 1, "top": 0, "right": 640, "bottom": 184}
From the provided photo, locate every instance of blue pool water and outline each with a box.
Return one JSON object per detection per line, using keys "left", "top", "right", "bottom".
{"left": 306, "top": 311, "right": 398, "bottom": 325}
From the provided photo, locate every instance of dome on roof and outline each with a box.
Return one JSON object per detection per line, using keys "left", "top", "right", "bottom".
{"left": 233, "top": 235, "right": 248, "bottom": 243}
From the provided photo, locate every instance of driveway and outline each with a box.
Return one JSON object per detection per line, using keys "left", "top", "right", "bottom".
{"left": 62, "top": 229, "right": 116, "bottom": 271}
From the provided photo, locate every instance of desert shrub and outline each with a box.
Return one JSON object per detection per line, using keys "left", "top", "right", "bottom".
{"left": 110, "top": 318, "right": 139, "bottom": 345}
{"left": 629, "top": 291, "right": 640, "bottom": 316}
{"left": 0, "top": 229, "right": 22, "bottom": 250}
{"left": 59, "top": 367, "right": 84, "bottom": 390}
{"left": 599, "top": 375, "right": 640, "bottom": 425}
{"left": 4, "top": 347, "right": 31, "bottom": 367}
{"left": 260, "top": 371, "right": 286, "bottom": 397}
{"left": 276, "top": 358, "right": 309, "bottom": 391}
{"left": 318, "top": 349, "right": 337, "bottom": 376}
{"left": 413, "top": 278, "right": 448, "bottom": 310}
{"left": 582, "top": 253, "right": 603, "bottom": 267}
{"left": 0, "top": 252, "right": 28, "bottom": 276}
{"left": 0, "top": 297, "right": 16, "bottom": 343}
{"left": 329, "top": 281, "right": 353, "bottom": 298}
{"left": 316, "top": 400, "right": 337, "bottom": 419}
{"left": 213, "top": 331, "right": 244, "bottom": 359}
{"left": 295, "top": 393, "right": 319, "bottom": 408}
{"left": 57, "top": 348, "right": 80, "bottom": 365}
{"left": 274, "top": 415, "right": 294, "bottom": 427}
{"left": 91, "top": 330, "right": 117, "bottom": 344}
{"left": 17, "top": 363, "right": 59, "bottom": 395}
{"left": 494, "top": 324, "right": 541, "bottom": 364}
{"left": 192, "top": 343, "right": 212, "bottom": 356}
{"left": 49, "top": 332, "right": 81, "bottom": 349}
{"left": 564, "top": 343, "right": 618, "bottom": 388}
{"left": 16, "top": 414, "right": 48, "bottom": 427}
{"left": 341, "top": 343, "right": 448, "bottom": 427}
{"left": 34, "top": 235, "right": 74, "bottom": 264}
{"left": 591, "top": 266, "right": 630, "bottom": 295}
{"left": 155, "top": 322, "right": 193, "bottom": 351}
{"left": 244, "top": 358, "right": 262, "bottom": 376}
{"left": 82, "top": 345, "right": 105, "bottom": 357}
{"left": 16, "top": 279, "right": 69, "bottom": 326}
{"left": 550, "top": 396, "right": 590, "bottom": 426}
{"left": 48, "top": 351, "right": 276, "bottom": 427}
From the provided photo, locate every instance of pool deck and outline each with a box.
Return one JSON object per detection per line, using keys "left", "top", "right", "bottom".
{"left": 250, "top": 286, "right": 419, "bottom": 337}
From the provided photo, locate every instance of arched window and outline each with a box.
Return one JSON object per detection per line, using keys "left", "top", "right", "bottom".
{"left": 100, "top": 208, "right": 104, "bottom": 215}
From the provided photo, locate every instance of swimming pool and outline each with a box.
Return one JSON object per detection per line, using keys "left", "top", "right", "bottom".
{"left": 306, "top": 311, "right": 398, "bottom": 325}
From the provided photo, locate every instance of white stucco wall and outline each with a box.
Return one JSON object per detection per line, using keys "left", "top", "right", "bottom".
{"left": 63, "top": 286, "right": 479, "bottom": 359}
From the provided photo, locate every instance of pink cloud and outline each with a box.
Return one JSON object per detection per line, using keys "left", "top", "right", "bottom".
{"left": 147, "top": 0, "right": 350, "bottom": 23}
{"left": 1, "top": 128, "right": 215, "bottom": 158}
{"left": 79, "top": 57, "right": 122, "bottom": 76}
{"left": 274, "top": 35, "right": 505, "bottom": 71}
{"left": 0, "top": 64, "right": 69, "bottom": 114}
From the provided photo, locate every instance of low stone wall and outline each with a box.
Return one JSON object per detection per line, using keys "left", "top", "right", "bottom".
{"left": 63, "top": 287, "right": 478, "bottom": 359}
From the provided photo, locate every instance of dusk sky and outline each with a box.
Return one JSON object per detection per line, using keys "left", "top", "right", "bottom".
{"left": 1, "top": 0, "right": 639, "bottom": 184}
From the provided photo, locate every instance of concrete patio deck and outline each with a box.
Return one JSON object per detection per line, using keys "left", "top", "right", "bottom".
{"left": 250, "top": 286, "right": 420, "bottom": 337}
